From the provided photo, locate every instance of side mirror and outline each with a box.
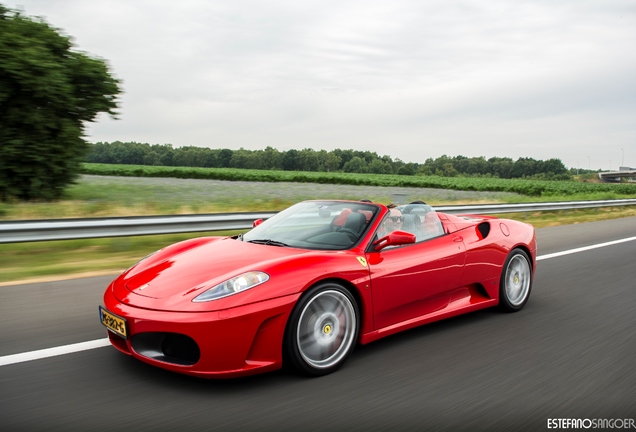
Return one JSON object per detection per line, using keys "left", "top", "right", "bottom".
{"left": 373, "top": 230, "right": 416, "bottom": 251}
{"left": 253, "top": 218, "right": 263, "bottom": 227}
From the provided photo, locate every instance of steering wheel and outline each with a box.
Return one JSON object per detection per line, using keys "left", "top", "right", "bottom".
{"left": 338, "top": 228, "right": 359, "bottom": 241}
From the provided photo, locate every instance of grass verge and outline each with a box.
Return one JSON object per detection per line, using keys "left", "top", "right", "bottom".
{"left": 0, "top": 231, "right": 241, "bottom": 285}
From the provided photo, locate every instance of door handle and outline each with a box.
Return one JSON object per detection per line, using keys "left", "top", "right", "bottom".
{"left": 453, "top": 236, "right": 463, "bottom": 242}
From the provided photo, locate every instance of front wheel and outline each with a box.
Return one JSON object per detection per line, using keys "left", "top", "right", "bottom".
{"left": 499, "top": 249, "right": 532, "bottom": 312}
{"left": 284, "top": 283, "right": 359, "bottom": 376}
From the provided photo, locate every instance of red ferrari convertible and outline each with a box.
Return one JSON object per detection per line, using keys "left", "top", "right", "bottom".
{"left": 100, "top": 200, "right": 536, "bottom": 378}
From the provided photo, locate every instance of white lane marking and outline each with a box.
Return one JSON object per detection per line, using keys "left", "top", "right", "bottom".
{"left": 0, "top": 338, "right": 110, "bottom": 367}
{"left": 537, "top": 235, "right": 636, "bottom": 261}
{"left": 2, "top": 235, "right": 636, "bottom": 367}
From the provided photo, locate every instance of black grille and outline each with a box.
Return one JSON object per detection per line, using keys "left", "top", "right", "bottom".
{"left": 161, "top": 334, "right": 200, "bottom": 364}
{"left": 131, "top": 332, "right": 201, "bottom": 366}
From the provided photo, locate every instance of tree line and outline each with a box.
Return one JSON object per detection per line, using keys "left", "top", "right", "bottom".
{"left": 87, "top": 142, "right": 571, "bottom": 180}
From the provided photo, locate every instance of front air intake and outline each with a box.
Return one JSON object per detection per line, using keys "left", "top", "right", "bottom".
{"left": 131, "top": 332, "right": 201, "bottom": 366}
{"left": 161, "top": 334, "right": 201, "bottom": 365}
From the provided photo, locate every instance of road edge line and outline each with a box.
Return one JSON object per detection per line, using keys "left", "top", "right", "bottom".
{"left": 537, "top": 235, "right": 636, "bottom": 261}
{"left": 0, "top": 338, "right": 110, "bottom": 367}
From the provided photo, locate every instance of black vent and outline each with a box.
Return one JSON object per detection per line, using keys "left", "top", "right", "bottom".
{"left": 477, "top": 222, "right": 491, "bottom": 239}
{"left": 161, "top": 334, "right": 201, "bottom": 364}
{"left": 131, "top": 332, "right": 201, "bottom": 366}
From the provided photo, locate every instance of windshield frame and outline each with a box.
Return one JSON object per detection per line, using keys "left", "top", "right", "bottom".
{"left": 242, "top": 200, "right": 381, "bottom": 251}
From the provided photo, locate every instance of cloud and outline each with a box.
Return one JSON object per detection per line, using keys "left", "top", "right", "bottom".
{"left": 8, "top": 0, "right": 636, "bottom": 169}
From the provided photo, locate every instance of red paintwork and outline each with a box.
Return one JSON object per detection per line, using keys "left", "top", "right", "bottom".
{"left": 102, "top": 201, "right": 536, "bottom": 378}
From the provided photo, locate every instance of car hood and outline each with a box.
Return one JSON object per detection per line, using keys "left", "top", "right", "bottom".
{"left": 121, "top": 237, "right": 311, "bottom": 301}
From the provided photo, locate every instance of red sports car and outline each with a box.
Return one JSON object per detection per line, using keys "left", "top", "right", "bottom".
{"left": 100, "top": 200, "right": 536, "bottom": 378}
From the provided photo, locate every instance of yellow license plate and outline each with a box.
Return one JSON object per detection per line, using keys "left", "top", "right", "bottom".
{"left": 99, "top": 306, "right": 127, "bottom": 338}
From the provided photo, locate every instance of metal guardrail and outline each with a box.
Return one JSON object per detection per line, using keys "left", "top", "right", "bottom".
{"left": 434, "top": 198, "right": 636, "bottom": 214}
{"left": 0, "top": 212, "right": 276, "bottom": 244}
{"left": 1, "top": 199, "right": 635, "bottom": 244}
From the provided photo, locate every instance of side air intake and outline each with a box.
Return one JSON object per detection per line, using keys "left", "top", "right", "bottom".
{"left": 477, "top": 222, "right": 491, "bottom": 239}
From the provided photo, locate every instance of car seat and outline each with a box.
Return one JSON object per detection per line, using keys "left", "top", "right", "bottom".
{"left": 421, "top": 212, "right": 445, "bottom": 239}
{"left": 401, "top": 214, "right": 419, "bottom": 237}
{"left": 343, "top": 211, "right": 367, "bottom": 234}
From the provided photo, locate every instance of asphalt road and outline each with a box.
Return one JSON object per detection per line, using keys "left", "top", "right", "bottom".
{"left": 1, "top": 217, "right": 635, "bottom": 432}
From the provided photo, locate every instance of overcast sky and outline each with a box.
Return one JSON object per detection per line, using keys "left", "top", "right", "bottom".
{"left": 9, "top": 0, "right": 636, "bottom": 170}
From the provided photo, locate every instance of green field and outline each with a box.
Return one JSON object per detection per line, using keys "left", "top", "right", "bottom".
{"left": 4, "top": 164, "right": 633, "bottom": 221}
{"left": 82, "top": 163, "right": 636, "bottom": 198}
{"left": 1, "top": 173, "right": 527, "bottom": 220}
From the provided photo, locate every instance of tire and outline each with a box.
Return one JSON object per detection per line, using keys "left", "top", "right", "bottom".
{"left": 499, "top": 248, "right": 533, "bottom": 312}
{"left": 284, "top": 282, "right": 359, "bottom": 376}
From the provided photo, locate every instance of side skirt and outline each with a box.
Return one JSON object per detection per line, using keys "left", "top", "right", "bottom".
{"left": 359, "top": 285, "right": 498, "bottom": 345}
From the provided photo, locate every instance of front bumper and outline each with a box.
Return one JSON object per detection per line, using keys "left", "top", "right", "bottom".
{"left": 103, "top": 287, "right": 300, "bottom": 378}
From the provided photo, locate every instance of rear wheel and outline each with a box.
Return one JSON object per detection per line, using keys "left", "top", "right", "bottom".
{"left": 285, "top": 282, "right": 359, "bottom": 376}
{"left": 499, "top": 249, "right": 532, "bottom": 312}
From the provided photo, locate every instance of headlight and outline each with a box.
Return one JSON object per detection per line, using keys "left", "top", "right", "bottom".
{"left": 192, "top": 271, "right": 269, "bottom": 302}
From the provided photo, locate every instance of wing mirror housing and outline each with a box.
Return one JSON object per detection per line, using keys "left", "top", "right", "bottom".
{"left": 373, "top": 230, "right": 416, "bottom": 251}
{"left": 253, "top": 218, "right": 263, "bottom": 227}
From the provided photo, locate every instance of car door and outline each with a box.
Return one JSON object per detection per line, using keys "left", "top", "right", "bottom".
{"left": 366, "top": 233, "right": 466, "bottom": 331}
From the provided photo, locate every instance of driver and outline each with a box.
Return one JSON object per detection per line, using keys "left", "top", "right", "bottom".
{"left": 377, "top": 204, "right": 403, "bottom": 238}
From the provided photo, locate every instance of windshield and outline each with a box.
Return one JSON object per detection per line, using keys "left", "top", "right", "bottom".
{"left": 243, "top": 201, "right": 380, "bottom": 250}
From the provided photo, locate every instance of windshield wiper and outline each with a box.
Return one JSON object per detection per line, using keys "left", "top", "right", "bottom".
{"left": 247, "top": 239, "right": 290, "bottom": 247}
